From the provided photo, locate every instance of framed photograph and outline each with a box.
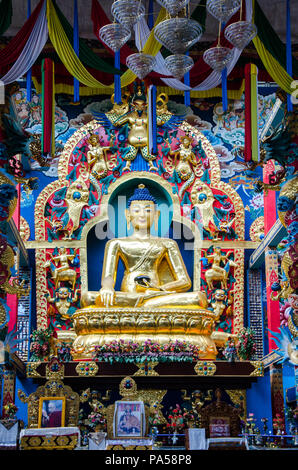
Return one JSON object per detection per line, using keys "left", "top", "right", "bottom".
{"left": 209, "top": 416, "right": 230, "bottom": 438}
{"left": 38, "top": 397, "right": 66, "bottom": 428}
{"left": 114, "top": 401, "right": 145, "bottom": 438}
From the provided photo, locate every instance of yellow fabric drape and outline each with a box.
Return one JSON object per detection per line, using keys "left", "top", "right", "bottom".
{"left": 157, "top": 80, "right": 245, "bottom": 100}
{"left": 252, "top": 0, "right": 293, "bottom": 95}
{"left": 33, "top": 77, "right": 246, "bottom": 100}
{"left": 252, "top": 36, "right": 293, "bottom": 95}
{"left": 46, "top": 0, "right": 167, "bottom": 90}
{"left": 47, "top": 0, "right": 108, "bottom": 88}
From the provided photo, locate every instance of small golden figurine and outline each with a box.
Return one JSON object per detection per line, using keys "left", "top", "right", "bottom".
{"left": 45, "top": 247, "right": 77, "bottom": 290}
{"left": 0, "top": 243, "right": 29, "bottom": 298}
{"left": 87, "top": 131, "right": 115, "bottom": 181}
{"left": 190, "top": 181, "right": 217, "bottom": 237}
{"left": 203, "top": 247, "right": 237, "bottom": 291}
{"left": 168, "top": 135, "right": 198, "bottom": 182}
{"left": 209, "top": 289, "right": 234, "bottom": 321}
{"left": 47, "top": 286, "right": 80, "bottom": 319}
{"left": 49, "top": 173, "right": 91, "bottom": 240}
{"left": 113, "top": 87, "right": 164, "bottom": 172}
{"left": 63, "top": 174, "right": 90, "bottom": 239}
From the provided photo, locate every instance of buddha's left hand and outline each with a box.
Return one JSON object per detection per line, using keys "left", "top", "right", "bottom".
{"left": 99, "top": 286, "right": 115, "bottom": 307}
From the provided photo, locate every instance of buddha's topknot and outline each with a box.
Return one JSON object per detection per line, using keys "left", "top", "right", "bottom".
{"left": 127, "top": 184, "right": 157, "bottom": 207}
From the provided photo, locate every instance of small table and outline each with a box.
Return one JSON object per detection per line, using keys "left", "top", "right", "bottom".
{"left": 0, "top": 419, "right": 19, "bottom": 450}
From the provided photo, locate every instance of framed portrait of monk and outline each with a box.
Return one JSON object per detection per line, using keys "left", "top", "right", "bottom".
{"left": 38, "top": 397, "right": 66, "bottom": 428}
{"left": 114, "top": 401, "right": 145, "bottom": 438}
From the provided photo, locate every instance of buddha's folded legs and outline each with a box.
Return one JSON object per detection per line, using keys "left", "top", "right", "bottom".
{"left": 81, "top": 290, "right": 208, "bottom": 309}
{"left": 142, "top": 291, "right": 208, "bottom": 309}
{"left": 81, "top": 290, "right": 167, "bottom": 308}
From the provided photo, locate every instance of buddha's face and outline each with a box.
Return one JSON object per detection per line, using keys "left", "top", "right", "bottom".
{"left": 126, "top": 200, "right": 159, "bottom": 231}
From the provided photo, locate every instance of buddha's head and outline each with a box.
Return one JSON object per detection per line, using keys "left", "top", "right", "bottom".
{"left": 125, "top": 184, "right": 160, "bottom": 232}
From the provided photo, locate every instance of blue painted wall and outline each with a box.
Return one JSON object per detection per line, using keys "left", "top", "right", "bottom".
{"left": 281, "top": 363, "right": 296, "bottom": 434}
{"left": 15, "top": 376, "right": 36, "bottom": 427}
{"left": 246, "top": 369, "right": 273, "bottom": 433}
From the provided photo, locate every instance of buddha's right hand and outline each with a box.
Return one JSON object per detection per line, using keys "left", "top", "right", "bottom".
{"left": 99, "top": 287, "right": 115, "bottom": 307}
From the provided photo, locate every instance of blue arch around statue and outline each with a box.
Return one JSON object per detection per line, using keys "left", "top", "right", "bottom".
{"left": 86, "top": 176, "right": 194, "bottom": 292}
{"left": 108, "top": 176, "right": 173, "bottom": 238}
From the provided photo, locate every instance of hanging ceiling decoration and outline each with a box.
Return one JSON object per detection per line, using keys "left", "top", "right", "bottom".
{"left": 224, "top": 20, "right": 257, "bottom": 49}
{"left": 106, "top": 0, "right": 257, "bottom": 84}
{"left": 126, "top": 52, "right": 156, "bottom": 79}
{"left": 111, "top": 0, "right": 145, "bottom": 29}
{"left": 164, "top": 54, "right": 194, "bottom": 79}
{"left": 154, "top": 18, "right": 203, "bottom": 54}
{"left": 203, "top": 46, "right": 234, "bottom": 72}
{"left": 155, "top": 0, "right": 191, "bottom": 17}
{"left": 206, "top": 0, "right": 241, "bottom": 23}
{"left": 99, "top": 23, "right": 131, "bottom": 52}
{"left": 111, "top": 0, "right": 156, "bottom": 79}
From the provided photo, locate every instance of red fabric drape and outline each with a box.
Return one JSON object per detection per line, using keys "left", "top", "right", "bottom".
{"left": 32, "top": 62, "right": 115, "bottom": 87}
{"left": 42, "top": 58, "right": 54, "bottom": 155}
{"left": 244, "top": 63, "right": 252, "bottom": 162}
{"left": 0, "top": 0, "right": 43, "bottom": 76}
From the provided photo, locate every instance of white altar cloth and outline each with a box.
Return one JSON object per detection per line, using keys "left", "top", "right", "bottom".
{"left": 88, "top": 432, "right": 107, "bottom": 450}
{"left": 20, "top": 426, "right": 80, "bottom": 438}
{"left": 0, "top": 421, "right": 19, "bottom": 449}
{"left": 187, "top": 428, "right": 206, "bottom": 450}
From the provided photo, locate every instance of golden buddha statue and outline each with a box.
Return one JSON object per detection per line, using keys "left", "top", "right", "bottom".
{"left": 72, "top": 185, "right": 218, "bottom": 359}
{"left": 81, "top": 184, "right": 207, "bottom": 310}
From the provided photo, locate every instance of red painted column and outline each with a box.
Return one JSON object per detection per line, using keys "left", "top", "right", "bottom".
{"left": 263, "top": 160, "right": 277, "bottom": 234}
{"left": 7, "top": 184, "right": 20, "bottom": 332}
{"left": 263, "top": 160, "right": 280, "bottom": 351}
{"left": 265, "top": 248, "right": 280, "bottom": 352}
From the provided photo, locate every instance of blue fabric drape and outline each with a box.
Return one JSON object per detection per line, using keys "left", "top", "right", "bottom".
{"left": 184, "top": 51, "right": 190, "bottom": 106}
{"left": 148, "top": 0, "right": 154, "bottom": 29}
{"left": 286, "top": 0, "right": 293, "bottom": 112}
{"left": 73, "top": 0, "right": 80, "bottom": 102}
{"left": 114, "top": 50, "right": 121, "bottom": 103}
{"left": 222, "top": 68, "right": 228, "bottom": 112}
{"left": 26, "top": 0, "right": 32, "bottom": 101}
